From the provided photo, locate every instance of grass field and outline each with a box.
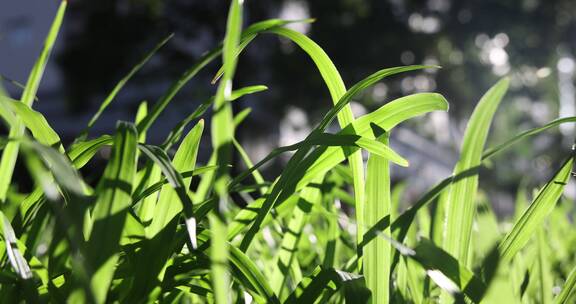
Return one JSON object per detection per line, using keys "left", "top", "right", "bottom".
{"left": 1, "top": 1, "right": 576, "bottom": 303}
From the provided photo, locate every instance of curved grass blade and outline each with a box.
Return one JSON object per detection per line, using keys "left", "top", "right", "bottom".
{"left": 84, "top": 121, "right": 138, "bottom": 304}
{"left": 265, "top": 26, "right": 365, "bottom": 250}
{"left": 482, "top": 116, "right": 576, "bottom": 160}
{"left": 0, "top": 0, "right": 66, "bottom": 201}
{"left": 141, "top": 120, "right": 204, "bottom": 247}
{"left": 268, "top": 25, "right": 438, "bottom": 248}
{"left": 498, "top": 155, "right": 574, "bottom": 262}
{"left": 0, "top": 212, "right": 32, "bottom": 280}
{"left": 296, "top": 92, "right": 448, "bottom": 189}
{"left": 443, "top": 78, "right": 509, "bottom": 265}
{"left": 0, "top": 95, "right": 62, "bottom": 150}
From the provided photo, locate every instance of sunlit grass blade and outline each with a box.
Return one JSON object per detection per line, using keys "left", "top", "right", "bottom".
{"left": 0, "top": 95, "right": 62, "bottom": 149}
{"left": 0, "top": 212, "right": 32, "bottom": 280}
{"left": 270, "top": 176, "right": 323, "bottom": 299}
{"left": 76, "top": 35, "right": 173, "bottom": 141}
{"left": 209, "top": 0, "right": 243, "bottom": 302}
{"left": 363, "top": 125, "right": 392, "bottom": 304}
{"left": 443, "top": 78, "right": 509, "bottom": 266}
{"left": 536, "top": 227, "right": 552, "bottom": 304}
{"left": 0, "top": 0, "right": 66, "bottom": 201}
{"left": 84, "top": 121, "right": 138, "bottom": 304}
{"left": 141, "top": 120, "right": 204, "bottom": 246}
{"left": 498, "top": 155, "right": 574, "bottom": 262}
{"left": 555, "top": 264, "right": 576, "bottom": 304}
{"left": 296, "top": 92, "right": 447, "bottom": 189}
{"left": 482, "top": 116, "right": 576, "bottom": 160}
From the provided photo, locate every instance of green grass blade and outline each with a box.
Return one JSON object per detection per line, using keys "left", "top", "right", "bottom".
{"left": 270, "top": 175, "right": 323, "bottom": 299}
{"left": 390, "top": 116, "right": 576, "bottom": 260}
{"left": 554, "top": 264, "right": 576, "bottom": 304}
{"left": 142, "top": 120, "right": 203, "bottom": 246}
{"left": 0, "top": 212, "right": 32, "bottom": 280}
{"left": 85, "top": 121, "right": 138, "bottom": 304}
{"left": 443, "top": 78, "right": 509, "bottom": 265}
{"left": 135, "top": 101, "right": 148, "bottom": 142}
{"left": 363, "top": 127, "right": 392, "bottom": 304}
{"left": 0, "top": 0, "right": 66, "bottom": 201}
{"left": 209, "top": 0, "right": 243, "bottom": 302}
{"left": 21, "top": 140, "right": 85, "bottom": 197}
{"left": 0, "top": 95, "right": 62, "bottom": 150}
{"left": 482, "top": 116, "right": 576, "bottom": 160}
{"left": 498, "top": 155, "right": 574, "bottom": 262}
{"left": 536, "top": 227, "right": 552, "bottom": 304}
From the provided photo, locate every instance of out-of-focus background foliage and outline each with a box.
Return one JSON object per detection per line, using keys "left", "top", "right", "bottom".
{"left": 1, "top": 0, "right": 575, "bottom": 215}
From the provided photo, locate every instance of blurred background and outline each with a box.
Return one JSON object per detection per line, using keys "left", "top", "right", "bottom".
{"left": 1, "top": 0, "right": 575, "bottom": 215}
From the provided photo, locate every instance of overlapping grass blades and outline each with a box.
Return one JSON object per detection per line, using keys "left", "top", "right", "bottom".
{"left": 2, "top": 1, "right": 576, "bottom": 303}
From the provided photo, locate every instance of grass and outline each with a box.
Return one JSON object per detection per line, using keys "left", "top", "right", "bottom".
{"left": 1, "top": 0, "right": 576, "bottom": 303}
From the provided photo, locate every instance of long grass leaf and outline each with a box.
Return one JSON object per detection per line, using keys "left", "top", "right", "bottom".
{"left": 498, "top": 155, "right": 574, "bottom": 262}
{"left": 443, "top": 78, "right": 509, "bottom": 265}
{"left": 85, "top": 121, "right": 138, "bottom": 304}
{"left": 363, "top": 127, "right": 392, "bottom": 304}
{"left": 209, "top": 1, "right": 243, "bottom": 303}
{"left": 554, "top": 264, "right": 576, "bottom": 304}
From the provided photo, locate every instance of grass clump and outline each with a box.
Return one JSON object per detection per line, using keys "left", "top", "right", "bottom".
{"left": 1, "top": 1, "right": 576, "bottom": 303}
